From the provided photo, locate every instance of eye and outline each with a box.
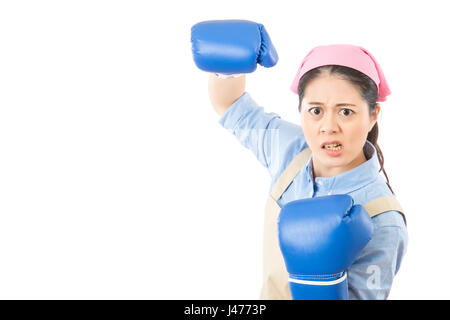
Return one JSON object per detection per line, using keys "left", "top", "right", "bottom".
{"left": 339, "top": 108, "right": 354, "bottom": 117}
{"left": 308, "top": 107, "right": 321, "bottom": 116}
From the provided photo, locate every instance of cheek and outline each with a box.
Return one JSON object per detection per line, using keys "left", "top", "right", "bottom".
{"left": 346, "top": 124, "right": 369, "bottom": 148}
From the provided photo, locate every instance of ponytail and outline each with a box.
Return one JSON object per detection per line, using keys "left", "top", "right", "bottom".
{"left": 367, "top": 122, "right": 395, "bottom": 195}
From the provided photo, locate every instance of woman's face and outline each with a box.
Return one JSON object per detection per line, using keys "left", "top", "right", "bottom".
{"left": 300, "top": 72, "right": 380, "bottom": 178}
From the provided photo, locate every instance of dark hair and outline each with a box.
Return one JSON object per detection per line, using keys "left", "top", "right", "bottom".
{"left": 297, "top": 65, "right": 395, "bottom": 195}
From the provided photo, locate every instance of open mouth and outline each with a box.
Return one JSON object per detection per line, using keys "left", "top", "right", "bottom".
{"left": 322, "top": 143, "right": 342, "bottom": 151}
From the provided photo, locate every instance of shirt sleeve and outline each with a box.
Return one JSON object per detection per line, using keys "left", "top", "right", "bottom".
{"left": 347, "top": 211, "right": 408, "bottom": 300}
{"left": 218, "top": 92, "right": 307, "bottom": 179}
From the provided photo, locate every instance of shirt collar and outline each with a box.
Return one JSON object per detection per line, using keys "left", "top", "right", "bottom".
{"left": 305, "top": 140, "right": 381, "bottom": 194}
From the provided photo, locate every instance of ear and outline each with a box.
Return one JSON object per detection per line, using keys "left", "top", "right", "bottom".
{"left": 369, "top": 103, "right": 381, "bottom": 131}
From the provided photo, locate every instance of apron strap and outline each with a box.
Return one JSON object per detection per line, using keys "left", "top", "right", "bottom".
{"left": 270, "top": 147, "right": 312, "bottom": 200}
{"left": 363, "top": 195, "right": 407, "bottom": 226}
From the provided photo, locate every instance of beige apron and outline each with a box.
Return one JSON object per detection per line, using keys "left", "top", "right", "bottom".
{"left": 259, "top": 147, "right": 406, "bottom": 300}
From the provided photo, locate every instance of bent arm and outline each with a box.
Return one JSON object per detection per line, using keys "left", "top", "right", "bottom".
{"left": 347, "top": 217, "right": 408, "bottom": 300}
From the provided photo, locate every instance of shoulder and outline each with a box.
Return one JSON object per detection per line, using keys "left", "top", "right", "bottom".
{"left": 352, "top": 178, "right": 407, "bottom": 229}
{"left": 361, "top": 183, "right": 407, "bottom": 236}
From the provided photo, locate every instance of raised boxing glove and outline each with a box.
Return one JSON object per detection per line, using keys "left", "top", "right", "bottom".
{"left": 278, "top": 194, "right": 374, "bottom": 300}
{"left": 190, "top": 20, "right": 278, "bottom": 76}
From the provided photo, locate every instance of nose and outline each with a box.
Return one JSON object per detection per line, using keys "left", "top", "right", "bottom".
{"left": 320, "top": 112, "right": 339, "bottom": 134}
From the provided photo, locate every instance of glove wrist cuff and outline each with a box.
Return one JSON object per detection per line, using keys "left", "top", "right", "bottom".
{"left": 288, "top": 271, "right": 348, "bottom": 300}
{"left": 288, "top": 271, "right": 347, "bottom": 286}
{"left": 215, "top": 73, "right": 244, "bottom": 79}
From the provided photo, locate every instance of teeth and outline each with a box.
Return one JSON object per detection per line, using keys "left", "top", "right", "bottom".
{"left": 325, "top": 144, "right": 342, "bottom": 151}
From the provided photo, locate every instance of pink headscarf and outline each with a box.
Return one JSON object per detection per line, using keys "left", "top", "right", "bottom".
{"left": 290, "top": 44, "right": 391, "bottom": 102}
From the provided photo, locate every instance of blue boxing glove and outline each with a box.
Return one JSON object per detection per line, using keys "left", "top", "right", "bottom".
{"left": 278, "top": 195, "right": 374, "bottom": 300}
{"left": 190, "top": 20, "right": 278, "bottom": 77}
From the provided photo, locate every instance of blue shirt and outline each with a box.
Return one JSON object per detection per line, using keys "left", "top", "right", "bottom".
{"left": 218, "top": 92, "right": 408, "bottom": 300}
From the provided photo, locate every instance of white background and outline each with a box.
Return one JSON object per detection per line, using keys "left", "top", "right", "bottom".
{"left": 0, "top": 0, "right": 448, "bottom": 299}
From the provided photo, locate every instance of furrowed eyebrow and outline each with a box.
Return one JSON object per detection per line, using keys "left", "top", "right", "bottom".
{"left": 308, "top": 102, "right": 357, "bottom": 107}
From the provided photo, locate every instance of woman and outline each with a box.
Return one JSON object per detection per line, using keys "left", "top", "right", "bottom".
{"left": 210, "top": 44, "right": 408, "bottom": 300}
